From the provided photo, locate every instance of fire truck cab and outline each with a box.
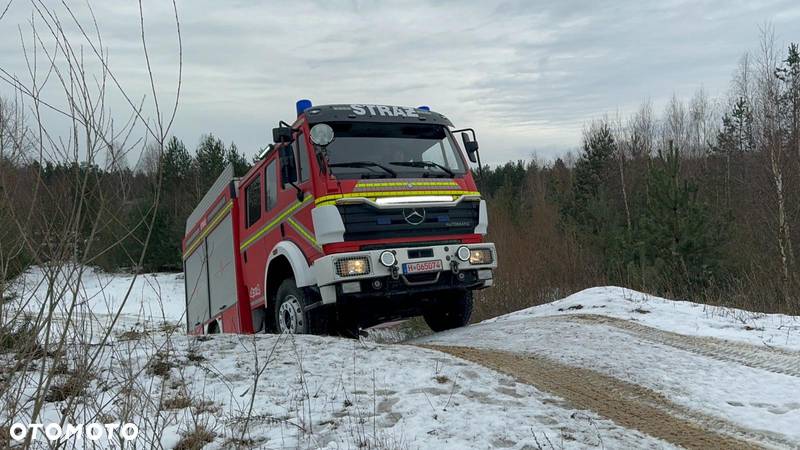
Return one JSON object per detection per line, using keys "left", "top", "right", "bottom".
{"left": 182, "top": 101, "right": 496, "bottom": 336}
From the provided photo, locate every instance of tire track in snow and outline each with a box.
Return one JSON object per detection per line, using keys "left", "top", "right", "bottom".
{"left": 423, "top": 345, "right": 790, "bottom": 450}
{"left": 558, "top": 314, "right": 800, "bottom": 378}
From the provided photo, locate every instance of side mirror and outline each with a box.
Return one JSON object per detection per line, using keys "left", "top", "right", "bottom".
{"left": 279, "top": 145, "right": 298, "bottom": 185}
{"left": 462, "top": 132, "right": 479, "bottom": 163}
{"left": 273, "top": 126, "right": 294, "bottom": 144}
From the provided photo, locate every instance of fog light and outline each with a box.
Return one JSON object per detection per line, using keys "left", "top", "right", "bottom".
{"left": 468, "top": 248, "right": 493, "bottom": 265}
{"left": 335, "top": 257, "right": 371, "bottom": 277}
{"left": 379, "top": 250, "right": 396, "bottom": 267}
{"left": 456, "top": 246, "right": 471, "bottom": 261}
{"left": 372, "top": 279, "right": 383, "bottom": 290}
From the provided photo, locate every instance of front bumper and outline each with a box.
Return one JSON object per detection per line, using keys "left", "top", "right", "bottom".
{"left": 311, "top": 243, "right": 497, "bottom": 304}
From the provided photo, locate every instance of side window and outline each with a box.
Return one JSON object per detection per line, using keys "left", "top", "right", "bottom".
{"left": 265, "top": 159, "right": 277, "bottom": 211}
{"left": 294, "top": 133, "right": 311, "bottom": 183}
{"left": 245, "top": 175, "right": 262, "bottom": 227}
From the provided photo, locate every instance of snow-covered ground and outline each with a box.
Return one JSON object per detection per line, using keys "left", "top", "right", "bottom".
{"left": 478, "top": 286, "right": 800, "bottom": 351}
{"left": 5, "top": 269, "right": 800, "bottom": 449}
{"left": 12, "top": 265, "right": 186, "bottom": 324}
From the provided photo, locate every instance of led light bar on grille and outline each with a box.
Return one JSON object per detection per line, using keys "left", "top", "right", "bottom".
{"left": 375, "top": 196, "right": 453, "bottom": 205}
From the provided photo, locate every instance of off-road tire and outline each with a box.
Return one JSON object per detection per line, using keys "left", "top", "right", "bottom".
{"left": 274, "top": 279, "right": 321, "bottom": 334}
{"left": 423, "top": 290, "right": 473, "bottom": 332}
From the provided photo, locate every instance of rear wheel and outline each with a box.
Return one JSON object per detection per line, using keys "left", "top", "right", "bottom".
{"left": 423, "top": 290, "right": 473, "bottom": 332}
{"left": 274, "top": 279, "right": 317, "bottom": 334}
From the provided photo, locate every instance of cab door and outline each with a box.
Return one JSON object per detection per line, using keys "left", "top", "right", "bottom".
{"left": 277, "top": 131, "right": 319, "bottom": 259}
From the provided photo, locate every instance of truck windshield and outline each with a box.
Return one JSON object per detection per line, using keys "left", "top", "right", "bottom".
{"left": 321, "top": 122, "right": 467, "bottom": 180}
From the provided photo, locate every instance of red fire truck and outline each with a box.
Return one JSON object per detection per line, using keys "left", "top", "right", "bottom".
{"left": 182, "top": 101, "right": 496, "bottom": 336}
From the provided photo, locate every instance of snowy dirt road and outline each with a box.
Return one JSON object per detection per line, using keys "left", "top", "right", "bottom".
{"left": 416, "top": 287, "right": 800, "bottom": 450}
{"left": 422, "top": 345, "right": 761, "bottom": 450}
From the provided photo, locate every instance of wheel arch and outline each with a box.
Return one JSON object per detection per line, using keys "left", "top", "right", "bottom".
{"left": 264, "top": 241, "right": 314, "bottom": 312}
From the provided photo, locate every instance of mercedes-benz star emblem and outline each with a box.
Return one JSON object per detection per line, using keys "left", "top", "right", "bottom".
{"left": 402, "top": 208, "right": 426, "bottom": 225}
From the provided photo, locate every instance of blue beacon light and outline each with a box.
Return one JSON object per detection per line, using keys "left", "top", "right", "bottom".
{"left": 296, "top": 99, "right": 313, "bottom": 116}
{"left": 417, "top": 105, "right": 430, "bottom": 111}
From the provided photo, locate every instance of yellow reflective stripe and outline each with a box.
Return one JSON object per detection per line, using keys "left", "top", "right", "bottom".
{"left": 355, "top": 181, "right": 459, "bottom": 188}
{"left": 287, "top": 217, "right": 320, "bottom": 249}
{"left": 239, "top": 195, "right": 314, "bottom": 251}
{"left": 183, "top": 201, "right": 233, "bottom": 259}
{"left": 315, "top": 190, "right": 480, "bottom": 205}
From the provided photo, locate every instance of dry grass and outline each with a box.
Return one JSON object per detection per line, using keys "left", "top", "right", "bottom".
{"left": 0, "top": 318, "right": 43, "bottom": 358}
{"left": 45, "top": 371, "right": 91, "bottom": 403}
{"left": 473, "top": 199, "right": 605, "bottom": 322}
{"left": 187, "top": 348, "right": 206, "bottom": 363}
{"left": 162, "top": 393, "right": 192, "bottom": 410}
{"left": 192, "top": 399, "right": 220, "bottom": 415}
{"left": 174, "top": 425, "right": 216, "bottom": 450}
{"left": 434, "top": 374, "right": 450, "bottom": 384}
{"left": 118, "top": 329, "right": 146, "bottom": 341}
{"left": 146, "top": 351, "right": 175, "bottom": 378}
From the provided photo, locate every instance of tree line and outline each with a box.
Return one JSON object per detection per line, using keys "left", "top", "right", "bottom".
{"left": 475, "top": 35, "right": 799, "bottom": 317}
{"left": 0, "top": 129, "right": 253, "bottom": 277}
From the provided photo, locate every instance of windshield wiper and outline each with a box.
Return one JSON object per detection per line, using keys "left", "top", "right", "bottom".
{"left": 389, "top": 161, "right": 454, "bottom": 177}
{"left": 328, "top": 161, "right": 397, "bottom": 178}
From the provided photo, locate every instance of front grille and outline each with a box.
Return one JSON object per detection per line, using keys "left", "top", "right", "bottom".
{"left": 338, "top": 201, "right": 479, "bottom": 242}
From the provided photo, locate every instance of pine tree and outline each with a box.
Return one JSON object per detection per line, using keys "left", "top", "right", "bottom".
{"left": 570, "top": 122, "right": 617, "bottom": 227}
{"left": 195, "top": 134, "right": 227, "bottom": 192}
{"left": 163, "top": 136, "right": 192, "bottom": 187}
{"left": 635, "top": 143, "right": 725, "bottom": 296}
{"left": 714, "top": 97, "right": 755, "bottom": 155}
{"left": 226, "top": 142, "right": 251, "bottom": 176}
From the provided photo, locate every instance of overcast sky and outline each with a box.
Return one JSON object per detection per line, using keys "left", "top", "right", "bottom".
{"left": 1, "top": 0, "right": 799, "bottom": 166}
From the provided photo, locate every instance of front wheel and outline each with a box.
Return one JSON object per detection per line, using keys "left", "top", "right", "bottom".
{"left": 423, "top": 290, "right": 473, "bottom": 332}
{"left": 274, "top": 279, "right": 316, "bottom": 334}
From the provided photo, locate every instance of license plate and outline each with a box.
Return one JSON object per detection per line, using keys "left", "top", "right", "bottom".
{"left": 403, "top": 259, "right": 443, "bottom": 274}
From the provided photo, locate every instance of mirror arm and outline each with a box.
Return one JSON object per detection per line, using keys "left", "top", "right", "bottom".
{"left": 451, "top": 127, "right": 476, "bottom": 142}
{"left": 475, "top": 148, "right": 483, "bottom": 187}
{"left": 289, "top": 181, "right": 304, "bottom": 202}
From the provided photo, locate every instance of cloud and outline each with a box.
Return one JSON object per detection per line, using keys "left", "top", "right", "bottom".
{"left": 0, "top": 0, "right": 797, "bottom": 165}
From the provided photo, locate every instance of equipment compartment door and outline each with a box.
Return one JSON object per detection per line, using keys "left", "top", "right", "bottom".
{"left": 185, "top": 244, "right": 210, "bottom": 331}
{"left": 206, "top": 214, "right": 238, "bottom": 317}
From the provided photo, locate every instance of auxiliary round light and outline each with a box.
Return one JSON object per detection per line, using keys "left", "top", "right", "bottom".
{"left": 456, "top": 246, "right": 471, "bottom": 262}
{"left": 379, "top": 250, "right": 396, "bottom": 267}
{"left": 310, "top": 123, "right": 335, "bottom": 147}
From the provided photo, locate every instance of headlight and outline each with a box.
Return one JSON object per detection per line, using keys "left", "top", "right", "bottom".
{"left": 335, "top": 256, "right": 371, "bottom": 277}
{"left": 468, "top": 248, "right": 493, "bottom": 265}
{"left": 456, "top": 246, "right": 471, "bottom": 261}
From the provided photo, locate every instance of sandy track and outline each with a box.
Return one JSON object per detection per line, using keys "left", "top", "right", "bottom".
{"left": 558, "top": 314, "right": 800, "bottom": 377}
{"left": 423, "top": 344, "right": 792, "bottom": 450}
